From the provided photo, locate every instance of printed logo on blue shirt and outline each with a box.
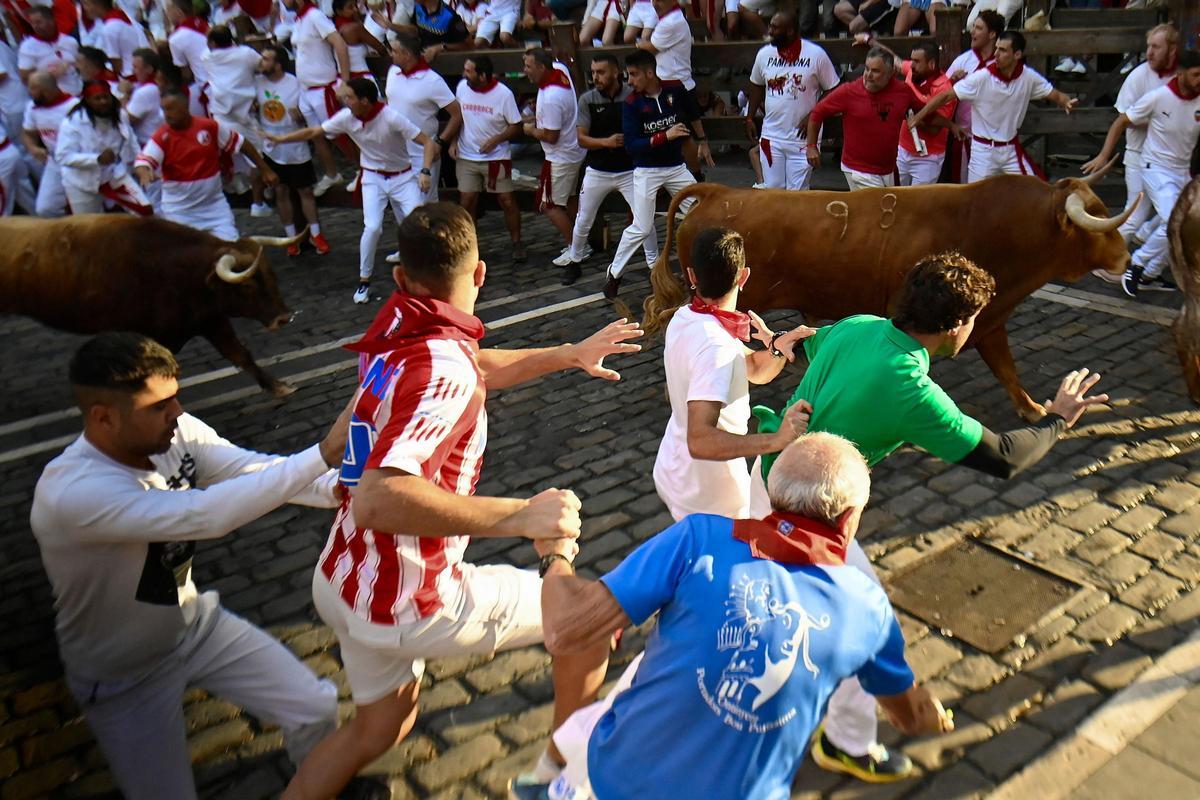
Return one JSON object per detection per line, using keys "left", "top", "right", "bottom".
{"left": 697, "top": 569, "right": 831, "bottom": 734}
{"left": 339, "top": 414, "right": 377, "bottom": 488}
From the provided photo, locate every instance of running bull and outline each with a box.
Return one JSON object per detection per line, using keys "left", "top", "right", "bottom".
{"left": 1169, "top": 176, "right": 1200, "bottom": 406}
{"left": 645, "top": 174, "right": 1140, "bottom": 422}
{"left": 0, "top": 215, "right": 301, "bottom": 396}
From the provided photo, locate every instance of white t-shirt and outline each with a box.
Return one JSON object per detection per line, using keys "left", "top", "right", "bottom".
{"left": 257, "top": 73, "right": 311, "bottom": 164}
{"left": 1116, "top": 61, "right": 1175, "bottom": 158}
{"left": 457, "top": 0, "right": 490, "bottom": 30}
{"left": 201, "top": 45, "right": 262, "bottom": 118}
{"left": 947, "top": 47, "right": 992, "bottom": 130}
{"left": 0, "top": 43, "right": 31, "bottom": 117}
{"left": 17, "top": 34, "right": 82, "bottom": 95}
{"left": 168, "top": 27, "right": 210, "bottom": 84}
{"left": 1125, "top": 82, "right": 1200, "bottom": 174}
{"left": 455, "top": 79, "right": 522, "bottom": 160}
{"left": 29, "top": 414, "right": 336, "bottom": 682}
{"left": 322, "top": 104, "right": 421, "bottom": 171}
{"left": 749, "top": 39, "right": 839, "bottom": 143}
{"left": 22, "top": 95, "right": 74, "bottom": 155}
{"left": 125, "top": 81, "right": 162, "bottom": 145}
{"left": 385, "top": 63, "right": 455, "bottom": 138}
{"left": 536, "top": 76, "right": 585, "bottom": 163}
{"left": 100, "top": 16, "right": 149, "bottom": 75}
{"left": 650, "top": 6, "right": 693, "bottom": 90}
{"left": 653, "top": 306, "right": 751, "bottom": 519}
{"left": 953, "top": 65, "right": 1053, "bottom": 143}
{"left": 294, "top": 6, "right": 339, "bottom": 87}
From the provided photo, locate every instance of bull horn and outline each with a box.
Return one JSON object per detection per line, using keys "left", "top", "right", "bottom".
{"left": 215, "top": 252, "right": 259, "bottom": 283}
{"left": 1065, "top": 191, "right": 1140, "bottom": 234}
{"left": 245, "top": 231, "right": 306, "bottom": 247}
{"left": 1081, "top": 154, "right": 1120, "bottom": 185}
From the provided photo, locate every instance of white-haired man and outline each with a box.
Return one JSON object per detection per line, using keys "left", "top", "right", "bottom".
{"left": 511, "top": 432, "right": 952, "bottom": 799}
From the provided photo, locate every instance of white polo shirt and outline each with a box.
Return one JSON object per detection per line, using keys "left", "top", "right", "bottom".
{"left": 953, "top": 64, "right": 1053, "bottom": 143}
{"left": 536, "top": 73, "right": 585, "bottom": 164}
{"left": 749, "top": 39, "right": 839, "bottom": 143}
{"left": 1125, "top": 81, "right": 1200, "bottom": 174}
{"left": 168, "top": 26, "right": 210, "bottom": 85}
{"left": 947, "top": 47, "right": 992, "bottom": 130}
{"left": 1116, "top": 61, "right": 1175, "bottom": 159}
{"left": 17, "top": 34, "right": 82, "bottom": 95}
{"left": 201, "top": 45, "right": 262, "bottom": 118}
{"left": 650, "top": 6, "right": 693, "bottom": 90}
{"left": 455, "top": 79, "right": 521, "bottom": 161}
{"left": 125, "top": 81, "right": 162, "bottom": 145}
{"left": 322, "top": 104, "right": 420, "bottom": 172}
{"left": 294, "top": 5, "right": 339, "bottom": 88}
{"left": 385, "top": 64, "right": 455, "bottom": 138}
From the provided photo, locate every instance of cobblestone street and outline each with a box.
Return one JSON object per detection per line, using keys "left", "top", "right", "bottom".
{"left": 1, "top": 185, "right": 1198, "bottom": 799}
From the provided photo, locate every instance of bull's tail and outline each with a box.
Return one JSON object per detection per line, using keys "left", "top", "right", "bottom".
{"left": 642, "top": 183, "right": 715, "bottom": 335}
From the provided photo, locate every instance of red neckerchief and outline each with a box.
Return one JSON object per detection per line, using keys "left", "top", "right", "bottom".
{"left": 776, "top": 37, "right": 802, "bottom": 62}
{"left": 35, "top": 90, "right": 71, "bottom": 107}
{"left": 732, "top": 511, "right": 848, "bottom": 566}
{"left": 80, "top": 12, "right": 95, "bottom": 31}
{"left": 538, "top": 68, "right": 571, "bottom": 90}
{"left": 31, "top": 29, "right": 58, "bottom": 43}
{"left": 657, "top": 3, "right": 681, "bottom": 19}
{"left": 971, "top": 47, "right": 993, "bottom": 71}
{"left": 297, "top": 1, "right": 319, "bottom": 17}
{"left": 357, "top": 101, "right": 386, "bottom": 124}
{"left": 345, "top": 290, "right": 485, "bottom": 356}
{"left": 177, "top": 15, "right": 209, "bottom": 33}
{"left": 401, "top": 58, "right": 431, "bottom": 76}
{"left": 1155, "top": 57, "right": 1178, "bottom": 79}
{"left": 333, "top": 13, "right": 353, "bottom": 28}
{"left": 94, "top": 67, "right": 120, "bottom": 83}
{"left": 103, "top": 8, "right": 131, "bottom": 23}
{"left": 1167, "top": 75, "right": 1200, "bottom": 100}
{"left": 474, "top": 77, "right": 499, "bottom": 93}
{"left": 689, "top": 296, "right": 750, "bottom": 341}
{"left": 987, "top": 60, "right": 1024, "bottom": 84}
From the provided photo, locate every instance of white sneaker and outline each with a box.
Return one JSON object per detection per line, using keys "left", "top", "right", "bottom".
{"left": 386, "top": 251, "right": 401, "bottom": 264}
{"left": 578, "top": 243, "right": 593, "bottom": 261}
{"left": 250, "top": 202, "right": 272, "bottom": 217}
{"left": 1071, "top": 59, "right": 1087, "bottom": 74}
{"left": 353, "top": 285, "right": 370, "bottom": 304}
{"left": 313, "top": 173, "right": 342, "bottom": 197}
{"left": 552, "top": 249, "right": 577, "bottom": 267}
{"left": 1055, "top": 57, "right": 1077, "bottom": 73}
{"left": 346, "top": 170, "right": 360, "bottom": 193}
{"left": 226, "top": 173, "right": 251, "bottom": 195}
{"left": 752, "top": 182, "right": 767, "bottom": 189}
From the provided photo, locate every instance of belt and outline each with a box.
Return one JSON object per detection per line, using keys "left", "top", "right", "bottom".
{"left": 972, "top": 134, "right": 1018, "bottom": 148}
{"left": 0, "top": 138, "right": 8, "bottom": 151}
{"left": 362, "top": 165, "right": 412, "bottom": 178}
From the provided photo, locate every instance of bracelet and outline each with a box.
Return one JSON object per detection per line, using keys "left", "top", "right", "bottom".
{"left": 434, "top": 135, "right": 447, "bottom": 148}
{"left": 769, "top": 331, "right": 785, "bottom": 358}
{"left": 419, "top": 167, "right": 431, "bottom": 176}
{"left": 539, "top": 552, "right": 574, "bottom": 578}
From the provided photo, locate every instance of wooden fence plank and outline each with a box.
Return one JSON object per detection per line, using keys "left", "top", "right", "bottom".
{"left": 1021, "top": 28, "right": 1147, "bottom": 56}
{"left": 1050, "top": 8, "right": 1162, "bottom": 29}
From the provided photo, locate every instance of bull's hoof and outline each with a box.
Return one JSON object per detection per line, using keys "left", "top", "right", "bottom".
{"left": 268, "top": 382, "right": 297, "bottom": 398}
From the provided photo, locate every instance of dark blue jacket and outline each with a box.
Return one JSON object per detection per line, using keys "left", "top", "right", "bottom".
{"left": 622, "top": 82, "right": 691, "bottom": 169}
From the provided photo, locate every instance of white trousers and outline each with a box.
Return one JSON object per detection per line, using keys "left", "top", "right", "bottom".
{"left": 761, "top": 137, "right": 813, "bottom": 190}
{"left": 0, "top": 143, "right": 20, "bottom": 215}
{"left": 966, "top": 140, "right": 1036, "bottom": 183}
{"left": 1132, "top": 163, "right": 1189, "bottom": 279}
{"left": 1119, "top": 154, "right": 1161, "bottom": 244}
{"left": 65, "top": 592, "right": 338, "bottom": 800}
{"left": 36, "top": 158, "right": 68, "bottom": 217}
{"left": 360, "top": 167, "right": 422, "bottom": 280}
{"left": 842, "top": 165, "right": 896, "bottom": 191}
{"left": 749, "top": 456, "right": 881, "bottom": 756}
{"left": 896, "top": 148, "right": 945, "bottom": 186}
{"left": 569, "top": 166, "right": 657, "bottom": 263}
{"left": 608, "top": 163, "right": 694, "bottom": 278}
{"left": 408, "top": 139, "right": 440, "bottom": 204}
{"left": 164, "top": 190, "right": 240, "bottom": 241}
{"left": 63, "top": 174, "right": 152, "bottom": 215}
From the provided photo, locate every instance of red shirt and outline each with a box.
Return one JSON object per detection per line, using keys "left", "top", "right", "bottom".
{"left": 810, "top": 77, "right": 924, "bottom": 175}
{"left": 141, "top": 117, "right": 240, "bottom": 183}
{"left": 899, "top": 62, "right": 956, "bottom": 157}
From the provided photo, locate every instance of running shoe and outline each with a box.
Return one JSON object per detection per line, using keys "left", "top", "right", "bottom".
{"left": 386, "top": 251, "right": 402, "bottom": 264}
{"left": 810, "top": 726, "right": 914, "bottom": 783}
{"left": 353, "top": 284, "right": 370, "bottom": 304}
{"left": 250, "top": 201, "right": 272, "bottom": 217}
{"left": 346, "top": 169, "right": 360, "bottom": 193}
{"left": 603, "top": 272, "right": 621, "bottom": 299}
{"left": 561, "top": 263, "right": 582, "bottom": 285}
{"left": 287, "top": 242, "right": 301, "bottom": 257}
{"left": 312, "top": 233, "right": 331, "bottom": 255}
{"left": 313, "top": 173, "right": 343, "bottom": 197}
{"left": 1142, "top": 274, "right": 1178, "bottom": 292}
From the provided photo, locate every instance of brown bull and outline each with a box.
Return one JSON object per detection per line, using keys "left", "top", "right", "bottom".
{"left": 1169, "top": 177, "right": 1200, "bottom": 405}
{"left": 645, "top": 174, "right": 1138, "bottom": 422}
{"left": 0, "top": 215, "right": 301, "bottom": 396}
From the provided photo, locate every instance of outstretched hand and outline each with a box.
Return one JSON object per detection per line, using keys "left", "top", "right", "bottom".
{"left": 571, "top": 318, "right": 644, "bottom": 381}
{"left": 748, "top": 311, "right": 817, "bottom": 362}
{"left": 1045, "top": 368, "right": 1108, "bottom": 427}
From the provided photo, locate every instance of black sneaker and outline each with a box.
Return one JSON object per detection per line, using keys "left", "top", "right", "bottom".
{"left": 560, "top": 262, "right": 582, "bottom": 286}
{"left": 1122, "top": 266, "right": 1144, "bottom": 298}
{"left": 338, "top": 776, "right": 392, "bottom": 800}
{"left": 603, "top": 272, "right": 621, "bottom": 299}
{"left": 810, "top": 727, "right": 914, "bottom": 784}
{"left": 1143, "top": 273, "right": 1178, "bottom": 292}
{"left": 513, "top": 242, "right": 527, "bottom": 263}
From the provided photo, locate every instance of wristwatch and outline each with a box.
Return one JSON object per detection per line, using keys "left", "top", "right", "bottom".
{"left": 539, "top": 553, "right": 574, "bottom": 577}
{"left": 769, "top": 331, "right": 785, "bottom": 358}
{"left": 434, "top": 135, "right": 448, "bottom": 148}
{"left": 419, "top": 167, "right": 432, "bottom": 176}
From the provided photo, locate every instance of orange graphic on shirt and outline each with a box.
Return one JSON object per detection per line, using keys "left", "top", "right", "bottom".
{"left": 261, "top": 91, "right": 287, "bottom": 123}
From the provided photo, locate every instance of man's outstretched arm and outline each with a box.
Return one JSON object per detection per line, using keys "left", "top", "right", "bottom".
{"left": 478, "top": 318, "right": 643, "bottom": 389}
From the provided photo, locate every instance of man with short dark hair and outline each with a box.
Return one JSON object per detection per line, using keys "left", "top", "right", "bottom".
{"left": 267, "top": 77, "right": 437, "bottom": 304}
{"left": 913, "top": 30, "right": 1076, "bottom": 182}
{"left": 944, "top": 9, "right": 1003, "bottom": 181}
{"left": 83, "top": 0, "right": 149, "bottom": 78}
{"left": 807, "top": 46, "right": 925, "bottom": 190}
{"left": 203, "top": 24, "right": 268, "bottom": 212}
{"left": 30, "top": 332, "right": 350, "bottom": 800}
{"left": 751, "top": 251, "right": 1108, "bottom": 781}
{"left": 282, "top": 202, "right": 644, "bottom": 799}
{"left": 122, "top": 48, "right": 163, "bottom": 148}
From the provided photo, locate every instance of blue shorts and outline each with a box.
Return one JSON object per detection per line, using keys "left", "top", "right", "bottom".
{"left": 906, "top": 0, "right": 937, "bottom": 10}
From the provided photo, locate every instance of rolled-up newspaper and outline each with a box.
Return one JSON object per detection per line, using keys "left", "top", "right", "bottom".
{"left": 907, "top": 111, "right": 928, "bottom": 157}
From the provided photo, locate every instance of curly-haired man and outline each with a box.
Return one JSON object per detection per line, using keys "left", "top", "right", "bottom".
{"left": 749, "top": 251, "right": 1109, "bottom": 782}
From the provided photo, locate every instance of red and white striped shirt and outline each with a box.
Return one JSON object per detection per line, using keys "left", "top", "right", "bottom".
{"left": 319, "top": 292, "right": 488, "bottom": 625}
{"left": 136, "top": 116, "right": 241, "bottom": 212}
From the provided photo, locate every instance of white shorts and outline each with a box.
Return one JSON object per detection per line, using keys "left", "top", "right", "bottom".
{"left": 299, "top": 84, "right": 340, "bottom": 128}
{"left": 626, "top": 0, "right": 658, "bottom": 29}
{"left": 728, "top": 0, "right": 774, "bottom": 13}
{"left": 476, "top": 9, "right": 519, "bottom": 40}
{"left": 842, "top": 165, "right": 896, "bottom": 190}
{"left": 313, "top": 563, "right": 544, "bottom": 704}
{"left": 589, "top": 0, "right": 623, "bottom": 22}
{"left": 538, "top": 158, "right": 583, "bottom": 209}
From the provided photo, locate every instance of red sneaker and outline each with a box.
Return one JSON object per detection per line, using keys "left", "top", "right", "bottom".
{"left": 312, "top": 233, "right": 331, "bottom": 255}
{"left": 286, "top": 243, "right": 301, "bottom": 257}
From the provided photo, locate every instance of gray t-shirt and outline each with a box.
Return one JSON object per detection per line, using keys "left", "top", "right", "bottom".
{"left": 577, "top": 83, "right": 634, "bottom": 173}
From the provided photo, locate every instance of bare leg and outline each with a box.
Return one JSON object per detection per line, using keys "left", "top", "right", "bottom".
{"left": 622, "top": 25, "right": 641, "bottom": 44}
{"left": 602, "top": 16, "right": 621, "bottom": 44}
{"left": 283, "top": 682, "right": 420, "bottom": 800}
{"left": 299, "top": 188, "right": 320, "bottom": 231}
{"left": 460, "top": 190, "right": 480, "bottom": 220}
{"left": 749, "top": 143, "right": 764, "bottom": 183}
{"left": 579, "top": 16, "right": 602, "bottom": 42}
{"left": 500, "top": 31, "right": 520, "bottom": 47}
{"left": 724, "top": 10, "right": 739, "bottom": 38}
{"left": 547, "top": 640, "right": 610, "bottom": 764}
{"left": 893, "top": 4, "right": 921, "bottom": 35}
{"left": 496, "top": 191, "right": 523, "bottom": 245}
{"left": 250, "top": 168, "right": 265, "bottom": 206}
{"left": 545, "top": 205, "right": 575, "bottom": 244}
{"left": 973, "top": 324, "right": 1044, "bottom": 422}
{"left": 312, "top": 136, "right": 339, "bottom": 179}
{"left": 834, "top": 1, "right": 857, "bottom": 27}
{"left": 275, "top": 184, "right": 295, "bottom": 228}
{"left": 739, "top": 7, "right": 766, "bottom": 37}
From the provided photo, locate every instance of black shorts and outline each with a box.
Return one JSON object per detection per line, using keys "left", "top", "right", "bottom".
{"left": 265, "top": 157, "right": 316, "bottom": 190}
{"left": 681, "top": 87, "right": 703, "bottom": 122}
{"left": 859, "top": 0, "right": 891, "bottom": 25}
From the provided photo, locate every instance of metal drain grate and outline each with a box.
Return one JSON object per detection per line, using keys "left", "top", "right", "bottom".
{"left": 885, "top": 539, "right": 1083, "bottom": 653}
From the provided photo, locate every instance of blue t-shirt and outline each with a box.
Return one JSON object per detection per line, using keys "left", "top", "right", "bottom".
{"left": 622, "top": 83, "right": 692, "bottom": 169}
{"left": 589, "top": 515, "right": 914, "bottom": 800}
